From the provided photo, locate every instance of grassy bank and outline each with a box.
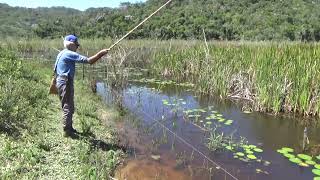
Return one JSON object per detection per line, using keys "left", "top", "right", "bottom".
{"left": 0, "top": 47, "right": 124, "bottom": 179}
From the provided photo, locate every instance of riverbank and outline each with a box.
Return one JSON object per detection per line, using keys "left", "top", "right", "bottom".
{"left": 0, "top": 48, "right": 125, "bottom": 179}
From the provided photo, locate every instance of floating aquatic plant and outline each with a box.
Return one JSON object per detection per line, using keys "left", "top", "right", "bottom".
{"left": 253, "top": 148, "right": 263, "bottom": 153}
{"left": 218, "top": 119, "right": 225, "bottom": 122}
{"left": 289, "top": 158, "right": 302, "bottom": 164}
{"left": 277, "top": 149, "right": 287, "bottom": 154}
{"left": 236, "top": 152, "right": 245, "bottom": 157}
{"left": 313, "top": 169, "right": 320, "bottom": 176}
{"left": 281, "top": 147, "right": 294, "bottom": 153}
{"left": 297, "top": 154, "right": 312, "bottom": 161}
{"left": 284, "top": 153, "right": 295, "bottom": 159}
{"left": 224, "top": 122, "right": 232, "bottom": 126}
{"left": 315, "top": 164, "right": 320, "bottom": 170}
{"left": 246, "top": 150, "right": 254, "bottom": 154}
{"left": 306, "top": 160, "right": 317, "bottom": 165}
{"left": 299, "top": 162, "right": 309, "bottom": 167}
{"left": 226, "top": 146, "right": 233, "bottom": 151}
{"left": 247, "top": 154, "right": 257, "bottom": 160}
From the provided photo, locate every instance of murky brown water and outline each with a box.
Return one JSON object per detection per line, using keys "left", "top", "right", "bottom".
{"left": 97, "top": 81, "right": 320, "bottom": 180}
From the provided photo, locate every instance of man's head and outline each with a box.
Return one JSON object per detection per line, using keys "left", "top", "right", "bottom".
{"left": 63, "top": 34, "right": 80, "bottom": 51}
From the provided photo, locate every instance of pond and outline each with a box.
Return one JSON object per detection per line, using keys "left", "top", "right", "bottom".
{"left": 96, "top": 79, "right": 320, "bottom": 180}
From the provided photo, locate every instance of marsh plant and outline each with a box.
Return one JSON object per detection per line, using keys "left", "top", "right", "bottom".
{"left": 206, "top": 127, "right": 246, "bottom": 152}
{"left": 152, "top": 42, "right": 320, "bottom": 117}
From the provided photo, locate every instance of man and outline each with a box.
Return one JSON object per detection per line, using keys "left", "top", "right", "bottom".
{"left": 54, "top": 34, "right": 109, "bottom": 136}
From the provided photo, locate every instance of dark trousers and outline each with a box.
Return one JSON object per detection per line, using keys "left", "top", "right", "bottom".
{"left": 56, "top": 76, "right": 74, "bottom": 130}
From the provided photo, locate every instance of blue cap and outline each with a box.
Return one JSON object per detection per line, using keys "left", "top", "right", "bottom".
{"left": 64, "top": 35, "right": 80, "bottom": 46}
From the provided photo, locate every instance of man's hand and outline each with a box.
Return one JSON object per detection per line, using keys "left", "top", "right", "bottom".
{"left": 99, "top": 48, "right": 110, "bottom": 56}
{"left": 88, "top": 48, "right": 110, "bottom": 64}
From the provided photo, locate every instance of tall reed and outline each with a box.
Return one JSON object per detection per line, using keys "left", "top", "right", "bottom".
{"left": 153, "top": 42, "right": 320, "bottom": 117}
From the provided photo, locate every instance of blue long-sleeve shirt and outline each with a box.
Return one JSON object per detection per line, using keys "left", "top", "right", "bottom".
{"left": 54, "top": 49, "right": 88, "bottom": 79}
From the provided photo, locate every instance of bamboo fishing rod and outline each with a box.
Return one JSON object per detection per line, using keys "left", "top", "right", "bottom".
{"left": 108, "top": 0, "right": 173, "bottom": 50}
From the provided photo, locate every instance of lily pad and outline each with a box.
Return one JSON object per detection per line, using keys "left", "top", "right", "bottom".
{"left": 317, "top": 155, "right": 320, "bottom": 160}
{"left": 313, "top": 169, "right": 320, "bottom": 176}
{"left": 289, "top": 158, "right": 302, "bottom": 164}
{"left": 306, "top": 160, "right": 317, "bottom": 165}
{"left": 247, "top": 154, "right": 257, "bottom": 160}
{"left": 297, "top": 154, "right": 312, "bottom": 161}
{"left": 253, "top": 148, "right": 263, "bottom": 153}
{"left": 224, "top": 120, "right": 233, "bottom": 125}
{"left": 246, "top": 150, "right": 254, "bottom": 154}
{"left": 281, "top": 147, "right": 294, "bottom": 153}
{"left": 248, "top": 145, "right": 257, "bottom": 149}
{"left": 236, "top": 152, "right": 245, "bottom": 157}
{"left": 284, "top": 153, "right": 295, "bottom": 159}
{"left": 314, "top": 177, "right": 320, "bottom": 180}
{"left": 233, "top": 155, "right": 239, "bottom": 159}
{"left": 277, "top": 149, "right": 287, "bottom": 154}
{"left": 206, "top": 121, "right": 212, "bottom": 125}
{"left": 315, "top": 164, "right": 320, "bottom": 170}
{"left": 298, "top": 162, "right": 309, "bottom": 167}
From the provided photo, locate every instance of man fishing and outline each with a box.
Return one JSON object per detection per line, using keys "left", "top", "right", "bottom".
{"left": 54, "top": 34, "right": 109, "bottom": 137}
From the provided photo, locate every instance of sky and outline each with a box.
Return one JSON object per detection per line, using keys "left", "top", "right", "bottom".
{"left": 0, "top": 0, "right": 147, "bottom": 11}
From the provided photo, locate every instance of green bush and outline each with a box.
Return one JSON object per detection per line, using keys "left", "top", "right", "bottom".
{"left": 0, "top": 47, "right": 49, "bottom": 136}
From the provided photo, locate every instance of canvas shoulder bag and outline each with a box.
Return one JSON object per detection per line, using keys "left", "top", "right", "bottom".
{"left": 49, "top": 51, "right": 63, "bottom": 95}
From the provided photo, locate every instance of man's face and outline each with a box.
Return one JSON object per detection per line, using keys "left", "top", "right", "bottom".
{"left": 71, "top": 42, "right": 80, "bottom": 51}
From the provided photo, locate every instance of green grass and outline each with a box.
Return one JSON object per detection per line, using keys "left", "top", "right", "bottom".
{"left": 0, "top": 47, "right": 124, "bottom": 179}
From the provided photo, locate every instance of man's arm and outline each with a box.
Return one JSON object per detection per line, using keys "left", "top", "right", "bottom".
{"left": 88, "top": 49, "right": 110, "bottom": 64}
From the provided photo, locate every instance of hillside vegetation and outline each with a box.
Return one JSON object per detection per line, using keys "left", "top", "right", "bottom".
{"left": 1, "top": 0, "right": 320, "bottom": 41}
